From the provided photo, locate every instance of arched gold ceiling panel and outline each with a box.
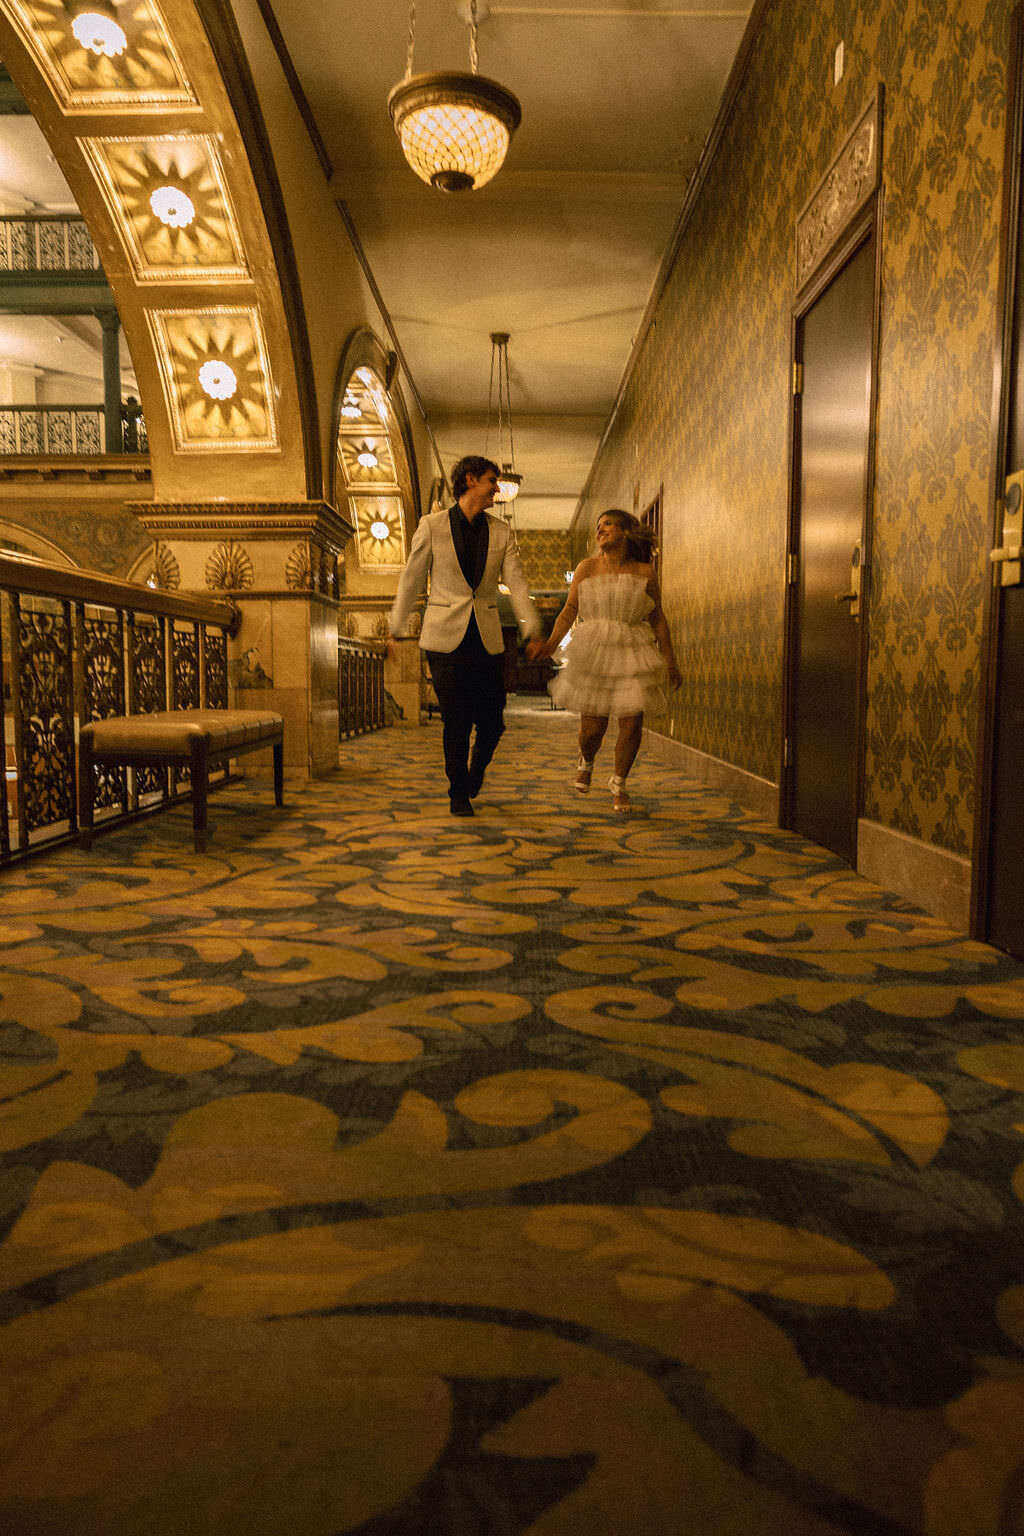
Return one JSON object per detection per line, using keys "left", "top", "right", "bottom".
{"left": 3, "top": 0, "right": 196, "bottom": 109}
{"left": 349, "top": 494, "right": 405, "bottom": 572}
{"left": 336, "top": 362, "right": 411, "bottom": 571}
{"left": 81, "top": 134, "right": 248, "bottom": 280}
{"left": 0, "top": 0, "right": 317, "bottom": 490}
{"left": 339, "top": 435, "right": 396, "bottom": 487}
{"left": 147, "top": 305, "right": 278, "bottom": 452}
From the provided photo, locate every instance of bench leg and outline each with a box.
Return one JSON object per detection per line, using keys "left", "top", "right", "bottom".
{"left": 273, "top": 739, "right": 284, "bottom": 807}
{"left": 190, "top": 735, "right": 210, "bottom": 853}
{"left": 78, "top": 735, "right": 95, "bottom": 849}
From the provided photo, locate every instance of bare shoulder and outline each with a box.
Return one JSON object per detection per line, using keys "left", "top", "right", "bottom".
{"left": 575, "top": 555, "right": 601, "bottom": 579}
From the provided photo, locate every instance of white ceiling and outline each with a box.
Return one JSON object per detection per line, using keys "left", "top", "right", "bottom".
{"left": 0, "top": 1, "right": 752, "bottom": 525}
{"left": 312, "top": 0, "right": 752, "bottom": 525}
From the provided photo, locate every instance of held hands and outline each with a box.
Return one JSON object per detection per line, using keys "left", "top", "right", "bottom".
{"left": 525, "top": 638, "right": 550, "bottom": 661}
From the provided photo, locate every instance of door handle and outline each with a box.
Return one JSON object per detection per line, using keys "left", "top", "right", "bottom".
{"left": 836, "top": 539, "right": 863, "bottom": 617}
{"left": 992, "top": 474, "right": 1024, "bottom": 587}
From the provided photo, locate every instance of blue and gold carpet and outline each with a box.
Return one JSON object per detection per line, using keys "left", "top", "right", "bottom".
{"left": 3, "top": 702, "right": 1024, "bottom": 1535}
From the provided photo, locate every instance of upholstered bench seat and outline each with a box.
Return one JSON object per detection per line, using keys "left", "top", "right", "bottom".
{"left": 78, "top": 708, "right": 284, "bottom": 853}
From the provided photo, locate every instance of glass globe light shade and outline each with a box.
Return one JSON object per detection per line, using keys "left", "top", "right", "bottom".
{"left": 357, "top": 449, "right": 379, "bottom": 469}
{"left": 149, "top": 186, "right": 195, "bottom": 229}
{"left": 198, "top": 361, "right": 237, "bottom": 401}
{"left": 495, "top": 469, "right": 522, "bottom": 503}
{"left": 388, "top": 73, "right": 521, "bottom": 192}
{"left": 71, "top": 8, "right": 127, "bottom": 56}
{"left": 370, "top": 521, "right": 390, "bottom": 541}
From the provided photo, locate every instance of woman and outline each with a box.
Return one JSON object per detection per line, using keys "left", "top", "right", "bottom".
{"left": 535, "top": 509, "right": 681, "bottom": 812}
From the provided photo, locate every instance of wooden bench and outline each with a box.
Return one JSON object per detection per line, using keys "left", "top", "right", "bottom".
{"left": 78, "top": 709, "right": 284, "bottom": 853}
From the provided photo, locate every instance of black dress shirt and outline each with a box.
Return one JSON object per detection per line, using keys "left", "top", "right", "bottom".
{"left": 449, "top": 505, "right": 490, "bottom": 592}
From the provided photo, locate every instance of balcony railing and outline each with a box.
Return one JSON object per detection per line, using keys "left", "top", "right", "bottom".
{"left": 338, "top": 635, "right": 386, "bottom": 738}
{"left": 0, "top": 403, "right": 148, "bottom": 456}
{"left": 0, "top": 553, "right": 238, "bottom": 862}
{"left": 0, "top": 214, "right": 101, "bottom": 272}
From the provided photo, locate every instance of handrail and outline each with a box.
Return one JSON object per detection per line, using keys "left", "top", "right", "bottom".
{"left": 337, "top": 632, "right": 387, "bottom": 737}
{"left": 0, "top": 401, "right": 148, "bottom": 456}
{"left": 0, "top": 554, "right": 242, "bottom": 863}
{"left": 337, "top": 634, "right": 387, "bottom": 654}
{"left": 0, "top": 552, "right": 240, "bottom": 632}
{"left": 0, "top": 213, "right": 100, "bottom": 271}
{"left": 0, "top": 212, "right": 93, "bottom": 223}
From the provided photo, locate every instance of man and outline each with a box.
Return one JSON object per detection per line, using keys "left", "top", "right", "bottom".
{"left": 388, "top": 455, "right": 542, "bottom": 816}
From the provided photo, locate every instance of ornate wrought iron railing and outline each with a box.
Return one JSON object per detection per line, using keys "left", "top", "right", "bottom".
{"left": 0, "top": 403, "right": 148, "bottom": 456}
{"left": 0, "top": 214, "right": 100, "bottom": 271}
{"left": 338, "top": 635, "right": 386, "bottom": 738}
{"left": 0, "top": 554, "right": 239, "bottom": 861}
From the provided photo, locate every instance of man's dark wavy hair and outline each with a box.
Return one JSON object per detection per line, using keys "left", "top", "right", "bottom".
{"left": 451, "top": 455, "right": 500, "bottom": 500}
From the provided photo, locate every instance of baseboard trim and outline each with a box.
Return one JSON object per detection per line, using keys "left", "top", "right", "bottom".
{"left": 856, "top": 818, "right": 971, "bottom": 933}
{"left": 641, "top": 730, "right": 973, "bottom": 932}
{"left": 641, "top": 730, "right": 778, "bottom": 820}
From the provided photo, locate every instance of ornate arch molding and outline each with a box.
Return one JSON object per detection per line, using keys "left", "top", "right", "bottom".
{"left": 795, "top": 90, "right": 883, "bottom": 298}
{"left": 0, "top": 0, "right": 316, "bottom": 499}
{"left": 330, "top": 327, "right": 422, "bottom": 576}
{"left": 0, "top": 522, "right": 76, "bottom": 565}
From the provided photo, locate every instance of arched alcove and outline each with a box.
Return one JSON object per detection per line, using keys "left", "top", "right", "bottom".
{"left": 330, "top": 329, "right": 420, "bottom": 581}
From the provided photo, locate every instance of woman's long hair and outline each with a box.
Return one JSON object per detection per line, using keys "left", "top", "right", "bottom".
{"left": 599, "top": 508, "right": 657, "bottom": 564}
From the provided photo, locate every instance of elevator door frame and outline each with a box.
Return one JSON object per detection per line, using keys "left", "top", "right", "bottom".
{"left": 781, "top": 199, "right": 883, "bottom": 858}
{"left": 974, "top": 0, "right": 1024, "bottom": 955}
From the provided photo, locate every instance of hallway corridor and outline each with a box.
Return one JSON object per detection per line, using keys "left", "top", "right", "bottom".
{"left": 2, "top": 702, "right": 1024, "bottom": 1534}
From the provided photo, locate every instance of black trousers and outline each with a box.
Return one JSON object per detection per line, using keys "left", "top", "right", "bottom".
{"left": 426, "top": 625, "right": 506, "bottom": 801}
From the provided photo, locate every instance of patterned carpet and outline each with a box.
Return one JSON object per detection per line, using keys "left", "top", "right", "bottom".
{"left": 3, "top": 700, "right": 1024, "bottom": 1535}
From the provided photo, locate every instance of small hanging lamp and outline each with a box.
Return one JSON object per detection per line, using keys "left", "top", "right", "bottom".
{"left": 388, "top": 0, "right": 521, "bottom": 193}
{"left": 486, "top": 331, "right": 521, "bottom": 507}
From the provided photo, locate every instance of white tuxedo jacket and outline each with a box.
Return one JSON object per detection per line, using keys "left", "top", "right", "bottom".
{"left": 389, "top": 507, "right": 540, "bottom": 655}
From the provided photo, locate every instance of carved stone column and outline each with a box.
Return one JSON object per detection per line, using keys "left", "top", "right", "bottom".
{"left": 131, "top": 500, "right": 353, "bottom": 777}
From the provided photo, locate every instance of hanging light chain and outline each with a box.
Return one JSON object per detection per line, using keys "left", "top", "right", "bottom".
{"left": 501, "top": 335, "right": 515, "bottom": 470}
{"left": 407, "top": 0, "right": 479, "bottom": 82}
{"left": 404, "top": 0, "right": 416, "bottom": 80}
{"left": 469, "top": 0, "right": 480, "bottom": 75}
{"left": 487, "top": 333, "right": 517, "bottom": 482}
{"left": 485, "top": 337, "right": 498, "bottom": 461}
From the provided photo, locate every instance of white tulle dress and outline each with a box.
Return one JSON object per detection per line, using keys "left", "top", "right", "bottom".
{"left": 549, "top": 571, "right": 669, "bottom": 718}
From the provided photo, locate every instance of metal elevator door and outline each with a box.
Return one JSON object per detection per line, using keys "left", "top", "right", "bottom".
{"left": 790, "top": 235, "right": 875, "bottom": 864}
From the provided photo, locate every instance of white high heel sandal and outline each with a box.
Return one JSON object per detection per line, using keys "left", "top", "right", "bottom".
{"left": 608, "top": 774, "right": 630, "bottom": 812}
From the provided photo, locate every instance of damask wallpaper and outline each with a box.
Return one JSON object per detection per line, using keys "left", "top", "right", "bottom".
{"left": 581, "top": 0, "right": 1010, "bottom": 857}
{"left": 516, "top": 529, "right": 573, "bottom": 591}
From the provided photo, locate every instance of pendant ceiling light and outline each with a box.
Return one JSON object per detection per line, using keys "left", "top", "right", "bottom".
{"left": 486, "top": 331, "right": 521, "bottom": 507}
{"left": 388, "top": 0, "right": 521, "bottom": 193}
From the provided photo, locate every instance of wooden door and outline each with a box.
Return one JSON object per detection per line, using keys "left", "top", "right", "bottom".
{"left": 977, "top": 6, "right": 1024, "bottom": 958}
{"left": 786, "top": 232, "right": 876, "bottom": 864}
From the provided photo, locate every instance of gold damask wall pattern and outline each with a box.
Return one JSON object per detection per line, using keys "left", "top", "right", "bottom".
{"left": 581, "top": 0, "right": 1010, "bottom": 856}
{"left": 516, "top": 529, "right": 573, "bottom": 591}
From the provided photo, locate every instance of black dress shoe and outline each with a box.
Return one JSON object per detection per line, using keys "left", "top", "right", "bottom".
{"left": 450, "top": 798, "right": 474, "bottom": 817}
{"left": 467, "top": 766, "right": 485, "bottom": 799}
